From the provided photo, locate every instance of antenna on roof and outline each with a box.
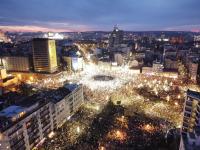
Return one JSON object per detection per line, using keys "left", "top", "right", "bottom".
{"left": 114, "top": 24, "right": 119, "bottom": 31}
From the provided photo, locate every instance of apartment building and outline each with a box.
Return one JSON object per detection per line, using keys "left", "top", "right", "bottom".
{"left": 179, "top": 89, "right": 200, "bottom": 150}
{"left": 0, "top": 84, "right": 84, "bottom": 150}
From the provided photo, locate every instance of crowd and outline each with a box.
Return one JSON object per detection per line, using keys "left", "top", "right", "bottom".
{"left": 36, "top": 64, "right": 192, "bottom": 149}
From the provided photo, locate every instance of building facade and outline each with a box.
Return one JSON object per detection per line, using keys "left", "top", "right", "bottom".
{"left": 188, "top": 62, "right": 198, "bottom": 83}
{"left": 0, "top": 84, "right": 84, "bottom": 150}
{"left": 32, "top": 38, "right": 58, "bottom": 73}
{"left": 179, "top": 90, "right": 200, "bottom": 150}
{"left": 108, "top": 26, "right": 124, "bottom": 49}
{"left": 1, "top": 56, "right": 31, "bottom": 72}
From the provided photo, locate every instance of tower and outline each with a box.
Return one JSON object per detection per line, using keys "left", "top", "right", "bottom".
{"left": 32, "top": 38, "right": 58, "bottom": 73}
{"left": 108, "top": 26, "right": 124, "bottom": 48}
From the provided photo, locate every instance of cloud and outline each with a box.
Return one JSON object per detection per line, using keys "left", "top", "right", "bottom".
{"left": 0, "top": 25, "right": 69, "bottom": 32}
{"left": 0, "top": 0, "right": 200, "bottom": 32}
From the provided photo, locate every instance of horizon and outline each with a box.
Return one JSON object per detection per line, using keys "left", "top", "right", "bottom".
{"left": 1, "top": 29, "right": 200, "bottom": 33}
{"left": 0, "top": 0, "right": 200, "bottom": 33}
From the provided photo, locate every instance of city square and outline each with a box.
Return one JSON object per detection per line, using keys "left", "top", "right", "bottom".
{"left": 33, "top": 63, "right": 189, "bottom": 150}
{"left": 1, "top": 1, "right": 200, "bottom": 149}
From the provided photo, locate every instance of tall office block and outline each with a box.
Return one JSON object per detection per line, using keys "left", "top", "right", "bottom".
{"left": 108, "top": 26, "right": 124, "bottom": 48}
{"left": 32, "top": 38, "right": 57, "bottom": 73}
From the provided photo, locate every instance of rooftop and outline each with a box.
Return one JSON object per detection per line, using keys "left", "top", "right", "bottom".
{"left": 50, "top": 84, "right": 79, "bottom": 103}
{"left": 0, "top": 105, "right": 25, "bottom": 118}
{"left": 65, "top": 83, "right": 78, "bottom": 92}
{"left": 0, "top": 84, "right": 80, "bottom": 132}
{"left": 187, "top": 89, "right": 200, "bottom": 100}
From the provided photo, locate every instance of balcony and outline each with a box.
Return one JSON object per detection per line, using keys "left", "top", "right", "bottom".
{"left": 11, "top": 141, "right": 26, "bottom": 150}
{"left": 40, "top": 109, "right": 50, "bottom": 117}
{"left": 8, "top": 125, "right": 23, "bottom": 136}
{"left": 185, "top": 107, "right": 192, "bottom": 113}
{"left": 186, "top": 101, "right": 193, "bottom": 107}
{"left": 184, "top": 112, "right": 191, "bottom": 118}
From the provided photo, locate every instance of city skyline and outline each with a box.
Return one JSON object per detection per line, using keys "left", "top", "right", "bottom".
{"left": 0, "top": 0, "right": 200, "bottom": 32}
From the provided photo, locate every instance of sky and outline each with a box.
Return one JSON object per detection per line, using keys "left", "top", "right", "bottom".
{"left": 0, "top": 0, "right": 200, "bottom": 32}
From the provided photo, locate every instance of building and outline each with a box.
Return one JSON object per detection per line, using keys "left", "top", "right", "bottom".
{"left": 179, "top": 90, "right": 200, "bottom": 150}
{"left": 142, "top": 67, "right": 153, "bottom": 74}
{"left": 188, "top": 62, "right": 198, "bottom": 83}
{"left": 1, "top": 56, "right": 31, "bottom": 72}
{"left": 43, "top": 32, "right": 64, "bottom": 40}
{"left": 194, "top": 35, "right": 200, "bottom": 48}
{"left": 0, "top": 84, "right": 84, "bottom": 150}
{"left": 0, "top": 69, "right": 7, "bottom": 79}
{"left": 152, "top": 61, "right": 164, "bottom": 73}
{"left": 114, "top": 53, "right": 124, "bottom": 66}
{"left": 0, "top": 30, "right": 11, "bottom": 43}
{"left": 108, "top": 26, "right": 124, "bottom": 49}
{"left": 51, "top": 84, "right": 84, "bottom": 127}
{"left": 164, "top": 57, "right": 178, "bottom": 70}
{"left": 32, "top": 38, "right": 58, "bottom": 73}
{"left": 62, "top": 49, "right": 83, "bottom": 72}
{"left": 0, "top": 69, "right": 18, "bottom": 88}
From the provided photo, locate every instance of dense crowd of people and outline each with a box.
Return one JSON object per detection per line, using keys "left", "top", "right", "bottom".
{"left": 36, "top": 65, "right": 196, "bottom": 149}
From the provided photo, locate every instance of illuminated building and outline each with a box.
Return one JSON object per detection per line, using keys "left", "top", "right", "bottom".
{"left": 164, "top": 57, "right": 178, "bottom": 70}
{"left": 1, "top": 56, "right": 31, "bottom": 72}
{"left": 194, "top": 35, "right": 200, "bottom": 48}
{"left": 179, "top": 90, "right": 200, "bottom": 150}
{"left": 0, "top": 84, "right": 84, "bottom": 150}
{"left": 62, "top": 49, "right": 83, "bottom": 72}
{"left": 152, "top": 61, "right": 164, "bottom": 73}
{"left": 170, "top": 36, "right": 184, "bottom": 44}
{"left": 114, "top": 53, "right": 124, "bottom": 66}
{"left": 188, "top": 61, "right": 198, "bottom": 83}
{"left": 0, "top": 30, "right": 11, "bottom": 43}
{"left": 0, "top": 69, "right": 7, "bottom": 80}
{"left": 182, "top": 90, "right": 200, "bottom": 133}
{"left": 0, "top": 69, "right": 18, "bottom": 88}
{"left": 32, "top": 38, "right": 58, "bottom": 73}
{"left": 108, "top": 26, "right": 124, "bottom": 49}
{"left": 43, "top": 32, "right": 64, "bottom": 40}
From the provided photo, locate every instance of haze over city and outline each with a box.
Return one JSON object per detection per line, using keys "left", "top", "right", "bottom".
{"left": 0, "top": 0, "right": 200, "bottom": 32}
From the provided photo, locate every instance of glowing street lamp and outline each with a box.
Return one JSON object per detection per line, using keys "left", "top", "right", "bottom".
{"left": 30, "top": 76, "right": 33, "bottom": 82}
{"left": 166, "top": 95, "right": 170, "bottom": 102}
{"left": 17, "top": 74, "right": 22, "bottom": 80}
{"left": 96, "top": 105, "right": 100, "bottom": 111}
{"left": 77, "top": 126, "right": 80, "bottom": 133}
{"left": 100, "top": 146, "right": 105, "bottom": 150}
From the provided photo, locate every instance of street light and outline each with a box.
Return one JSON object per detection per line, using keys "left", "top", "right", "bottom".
{"left": 166, "top": 95, "right": 170, "bottom": 102}
{"left": 96, "top": 105, "right": 99, "bottom": 111}
{"left": 77, "top": 126, "right": 80, "bottom": 133}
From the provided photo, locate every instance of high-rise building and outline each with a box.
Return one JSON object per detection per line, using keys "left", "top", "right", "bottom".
{"left": 108, "top": 26, "right": 124, "bottom": 49}
{"left": 32, "top": 38, "right": 58, "bottom": 73}
{"left": 179, "top": 90, "right": 200, "bottom": 150}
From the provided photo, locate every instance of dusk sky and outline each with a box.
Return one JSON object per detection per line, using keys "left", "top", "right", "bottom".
{"left": 0, "top": 0, "right": 200, "bottom": 32}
